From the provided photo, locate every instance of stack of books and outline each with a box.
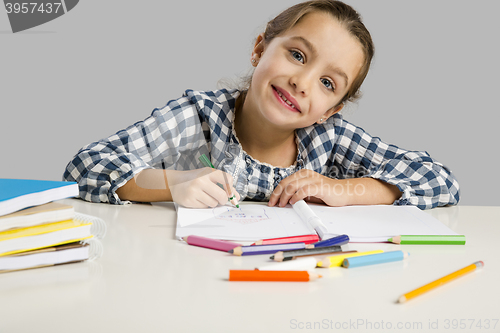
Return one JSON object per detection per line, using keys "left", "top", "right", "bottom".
{"left": 0, "top": 179, "right": 106, "bottom": 273}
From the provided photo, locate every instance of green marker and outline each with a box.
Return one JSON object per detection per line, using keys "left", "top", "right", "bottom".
{"left": 199, "top": 154, "right": 239, "bottom": 208}
{"left": 388, "top": 235, "right": 466, "bottom": 245}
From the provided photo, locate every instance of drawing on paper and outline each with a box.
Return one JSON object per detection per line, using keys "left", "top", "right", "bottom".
{"left": 212, "top": 207, "right": 270, "bottom": 225}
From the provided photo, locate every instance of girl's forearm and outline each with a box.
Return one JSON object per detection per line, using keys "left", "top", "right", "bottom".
{"left": 330, "top": 178, "right": 402, "bottom": 206}
{"left": 115, "top": 169, "right": 173, "bottom": 202}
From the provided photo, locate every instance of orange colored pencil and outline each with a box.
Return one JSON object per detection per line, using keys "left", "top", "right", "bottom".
{"left": 398, "top": 261, "right": 484, "bottom": 303}
{"left": 229, "top": 270, "right": 322, "bottom": 282}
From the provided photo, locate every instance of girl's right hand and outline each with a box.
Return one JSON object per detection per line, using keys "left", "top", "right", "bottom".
{"left": 167, "top": 168, "right": 240, "bottom": 208}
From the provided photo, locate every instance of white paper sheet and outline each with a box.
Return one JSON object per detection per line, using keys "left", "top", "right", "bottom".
{"left": 310, "top": 204, "right": 458, "bottom": 242}
{"left": 175, "top": 204, "right": 315, "bottom": 241}
{"left": 175, "top": 203, "right": 458, "bottom": 242}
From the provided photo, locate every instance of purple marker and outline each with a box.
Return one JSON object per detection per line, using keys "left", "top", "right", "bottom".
{"left": 229, "top": 242, "right": 308, "bottom": 256}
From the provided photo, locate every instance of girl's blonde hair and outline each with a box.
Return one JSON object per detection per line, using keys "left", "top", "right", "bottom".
{"left": 241, "top": 0, "right": 374, "bottom": 106}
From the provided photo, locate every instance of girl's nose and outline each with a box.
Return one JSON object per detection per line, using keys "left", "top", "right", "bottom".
{"left": 290, "top": 72, "right": 312, "bottom": 96}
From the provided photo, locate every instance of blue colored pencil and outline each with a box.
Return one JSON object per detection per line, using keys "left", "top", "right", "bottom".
{"left": 342, "top": 250, "right": 409, "bottom": 268}
{"left": 310, "top": 234, "right": 349, "bottom": 248}
{"left": 229, "top": 242, "right": 308, "bottom": 256}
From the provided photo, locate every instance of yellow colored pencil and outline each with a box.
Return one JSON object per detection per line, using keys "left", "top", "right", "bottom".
{"left": 398, "top": 261, "right": 484, "bottom": 303}
{"left": 316, "top": 250, "right": 384, "bottom": 268}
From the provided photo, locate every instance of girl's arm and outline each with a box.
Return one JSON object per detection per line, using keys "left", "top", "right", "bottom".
{"left": 63, "top": 93, "right": 209, "bottom": 204}
{"left": 115, "top": 168, "right": 240, "bottom": 208}
{"left": 270, "top": 116, "right": 460, "bottom": 210}
{"left": 331, "top": 119, "right": 460, "bottom": 209}
{"left": 269, "top": 169, "right": 402, "bottom": 207}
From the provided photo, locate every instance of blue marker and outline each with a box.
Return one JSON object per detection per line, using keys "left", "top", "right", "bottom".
{"left": 342, "top": 250, "right": 409, "bottom": 268}
{"left": 311, "top": 234, "right": 349, "bottom": 248}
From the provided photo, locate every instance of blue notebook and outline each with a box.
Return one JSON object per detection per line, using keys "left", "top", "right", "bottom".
{"left": 0, "top": 179, "right": 79, "bottom": 217}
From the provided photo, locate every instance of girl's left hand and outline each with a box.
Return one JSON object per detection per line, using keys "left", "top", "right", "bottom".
{"left": 268, "top": 169, "right": 348, "bottom": 207}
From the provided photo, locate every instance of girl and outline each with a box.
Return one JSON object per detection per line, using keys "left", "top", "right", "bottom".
{"left": 63, "top": 0, "right": 459, "bottom": 210}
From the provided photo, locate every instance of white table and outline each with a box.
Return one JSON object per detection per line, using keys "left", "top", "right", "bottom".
{"left": 1, "top": 200, "right": 499, "bottom": 333}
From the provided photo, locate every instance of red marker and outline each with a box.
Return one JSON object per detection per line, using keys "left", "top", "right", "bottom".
{"left": 252, "top": 234, "right": 319, "bottom": 246}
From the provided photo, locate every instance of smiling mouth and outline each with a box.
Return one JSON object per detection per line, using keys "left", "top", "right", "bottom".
{"left": 273, "top": 86, "right": 300, "bottom": 112}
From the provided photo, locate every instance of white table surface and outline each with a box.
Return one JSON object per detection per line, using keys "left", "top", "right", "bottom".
{"left": 1, "top": 200, "right": 499, "bottom": 333}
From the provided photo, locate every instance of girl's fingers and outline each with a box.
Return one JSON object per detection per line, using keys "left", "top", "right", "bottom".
{"left": 195, "top": 192, "right": 219, "bottom": 208}
{"left": 233, "top": 188, "right": 241, "bottom": 201}
{"left": 276, "top": 178, "right": 318, "bottom": 207}
{"left": 270, "top": 182, "right": 294, "bottom": 206}
{"left": 270, "top": 170, "right": 326, "bottom": 207}
{"left": 209, "top": 170, "right": 234, "bottom": 189}
{"left": 269, "top": 171, "right": 311, "bottom": 206}
{"left": 289, "top": 185, "right": 323, "bottom": 205}
{"left": 206, "top": 183, "right": 231, "bottom": 206}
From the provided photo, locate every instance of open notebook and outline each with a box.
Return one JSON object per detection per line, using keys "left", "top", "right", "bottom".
{"left": 175, "top": 203, "right": 458, "bottom": 243}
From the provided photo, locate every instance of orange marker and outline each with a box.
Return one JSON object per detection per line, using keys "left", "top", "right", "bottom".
{"left": 398, "top": 261, "right": 484, "bottom": 303}
{"left": 229, "top": 270, "right": 322, "bottom": 282}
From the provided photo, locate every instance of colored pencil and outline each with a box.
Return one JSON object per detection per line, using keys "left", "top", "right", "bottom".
{"left": 310, "top": 234, "right": 349, "bottom": 248}
{"left": 253, "top": 234, "right": 319, "bottom": 246}
{"left": 199, "top": 154, "right": 239, "bottom": 208}
{"left": 271, "top": 245, "right": 343, "bottom": 262}
{"left": 398, "top": 261, "right": 484, "bottom": 303}
{"left": 182, "top": 235, "right": 240, "bottom": 252}
{"left": 229, "top": 270, "right": 322, "bottom": 282}
{"left": 317, "top": 250, "right": 384, "bottom": 268}
{"left": 388, "top": 235, "right": 466, "bottom": 245}
{"left": 229, "top": 242, "right": 308, "bottom": 256}
{"left": 275, "top": 250, "right": 358, "bottom": 262}
{"left": 257, "top": 257, "right": 319, "bottom": 271}
{"left": 343, "top": 251, "right": 409, "bottom": 268}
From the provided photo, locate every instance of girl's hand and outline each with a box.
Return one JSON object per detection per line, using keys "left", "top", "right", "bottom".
{"left": 268, "top": 169, "right": 402, "bottom": 208}
{"left": 268, "top": 169, "right": 349, "bottom": 207}
{"left": 167, "top": 168, "right": 240, "bottom": 208}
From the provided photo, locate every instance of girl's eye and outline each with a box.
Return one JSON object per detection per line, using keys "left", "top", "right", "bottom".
{"left": 321, "top": 78, "right": 335, "bottom": 91}
{"left": 290, "top": 50, "right": 304, "bottom": 63}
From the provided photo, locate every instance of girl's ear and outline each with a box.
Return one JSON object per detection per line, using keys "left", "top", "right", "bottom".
{"left": 319, "top": 104, "right": 344, "bottom": 124}
{"left": 251, "top": 33, "right": 265, "bottom": 66}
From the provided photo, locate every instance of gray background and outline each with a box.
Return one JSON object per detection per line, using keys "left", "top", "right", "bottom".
{"left": 1, "top": 0, "right": 498, "bottom": 206}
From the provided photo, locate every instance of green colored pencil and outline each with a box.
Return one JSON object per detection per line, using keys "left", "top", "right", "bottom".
{"left": 198, "top": 154, "right": 239, "bottom": 208}
{"left": 388, "top": 235, "right": 466, "bottom": 245}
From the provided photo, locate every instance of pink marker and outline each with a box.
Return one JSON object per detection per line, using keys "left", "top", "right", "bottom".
{"left": 183, "top": 235, "right": 240, "bottom": 252}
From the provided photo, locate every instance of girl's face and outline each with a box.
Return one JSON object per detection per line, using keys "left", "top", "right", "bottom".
{"left": 248, "top": 11, "right": 365, "bottom": 129}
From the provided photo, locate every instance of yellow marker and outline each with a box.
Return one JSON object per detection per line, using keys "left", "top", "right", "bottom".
{"left": 317, "top": 250, "right": 384, "bottom": 268}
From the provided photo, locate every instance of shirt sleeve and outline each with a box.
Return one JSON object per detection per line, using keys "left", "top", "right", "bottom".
{"left": 332, "top": 118, "right": 460, "bottom": 210}
{"left": 62, "top": 94, "right": 208, "bottom": 204}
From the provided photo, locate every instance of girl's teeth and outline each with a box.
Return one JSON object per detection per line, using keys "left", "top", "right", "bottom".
{"left": 277, "top": 90, "right": 295, "bottom": 108}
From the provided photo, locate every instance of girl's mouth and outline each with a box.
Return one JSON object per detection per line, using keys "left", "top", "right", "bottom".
{"left": 272, "top": 86, "right": 301, "bottom": 112}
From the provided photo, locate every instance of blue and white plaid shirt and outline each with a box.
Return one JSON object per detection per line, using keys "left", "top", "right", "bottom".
{"left": 63, "top": 89, "right": 460, "bottom": 209}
